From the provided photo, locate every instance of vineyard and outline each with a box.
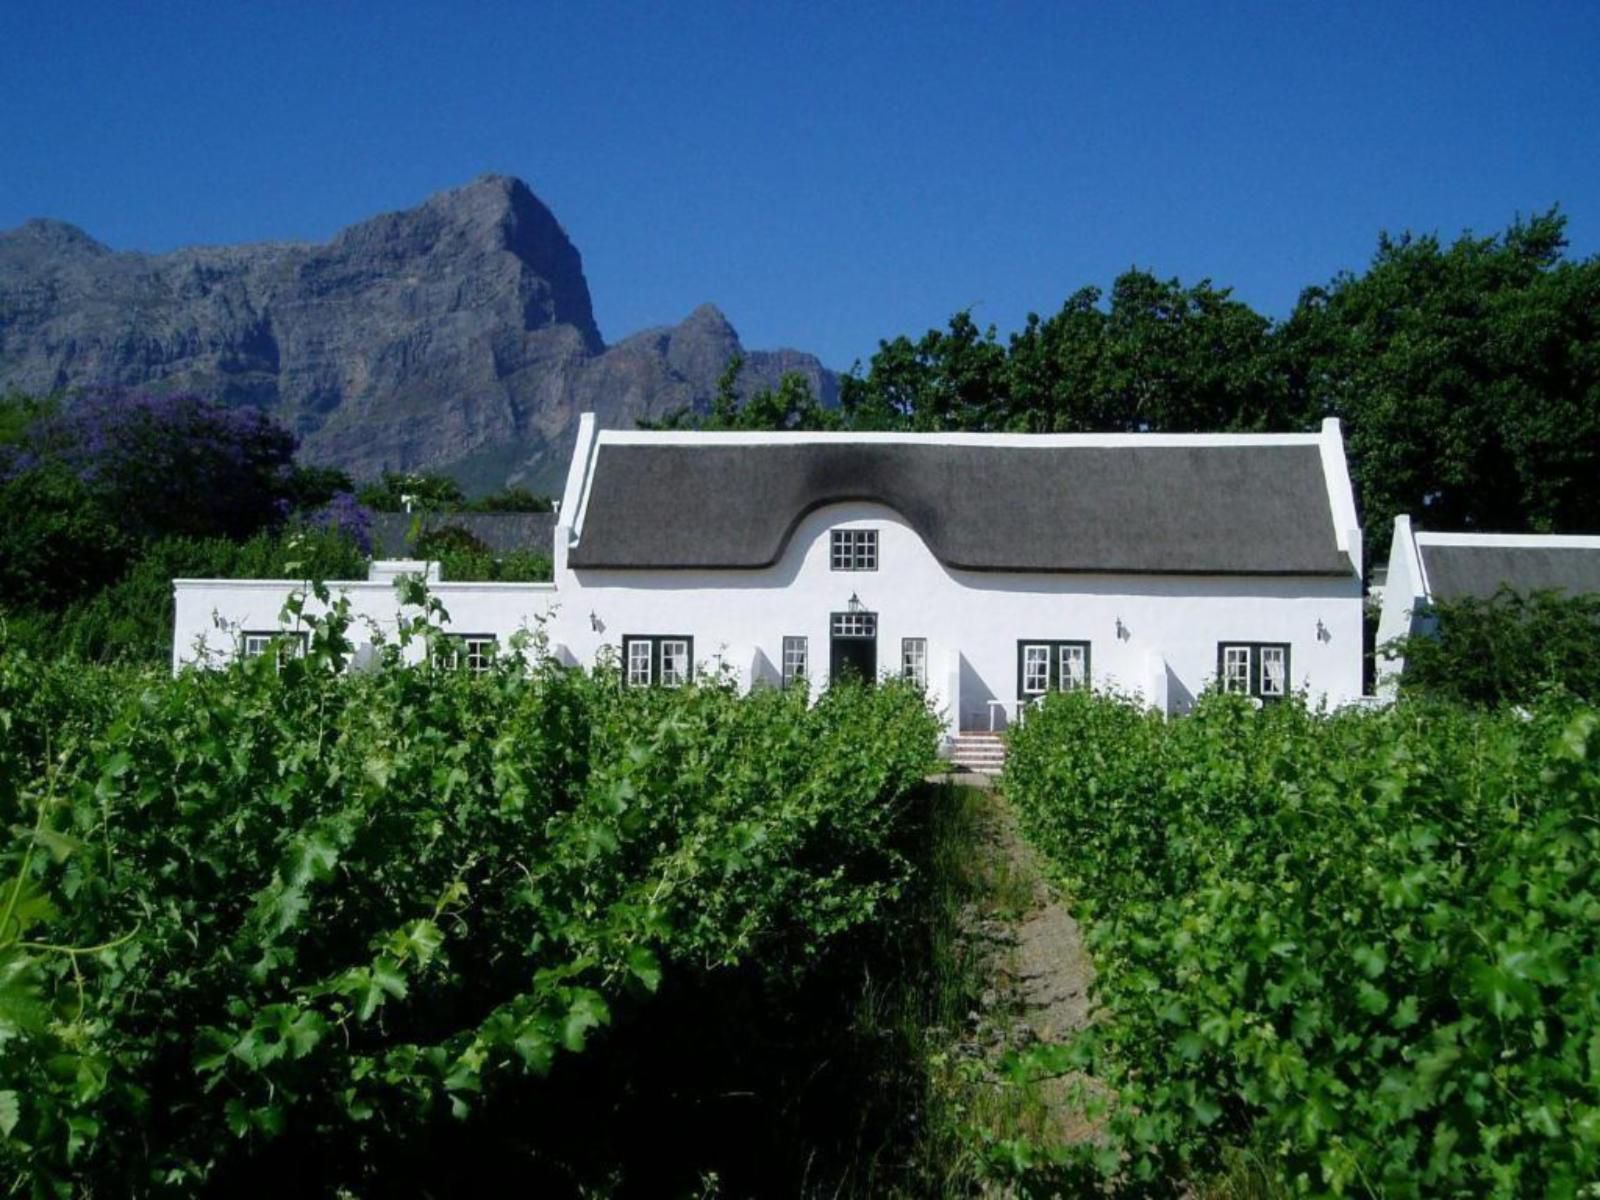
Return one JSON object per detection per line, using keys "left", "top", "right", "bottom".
{"left": 0, "top": 596, "right": 941, "bottom": 1194}
{"left": 1004, "top": 690, "right": 1600, "bottom": 1197}
{"left": 11, "top": 593, "right": 1599, "bottom": 1199}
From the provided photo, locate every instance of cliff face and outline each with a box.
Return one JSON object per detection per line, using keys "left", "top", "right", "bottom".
{"left": 0, "top": 175, "right": 837, "bottom": 493}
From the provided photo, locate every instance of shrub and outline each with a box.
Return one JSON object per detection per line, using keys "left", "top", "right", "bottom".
{"left": 1389, "top": 586, "right": 1600, "bottom": 705}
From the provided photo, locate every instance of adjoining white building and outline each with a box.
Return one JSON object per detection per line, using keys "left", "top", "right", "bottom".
{"left": 173, "top": 414, "right": 1368, "bottom": 725}
{"left": 1375, "top": 515, "right": 1600, "bottom": 696}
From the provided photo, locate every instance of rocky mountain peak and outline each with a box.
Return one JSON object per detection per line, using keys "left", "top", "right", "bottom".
{"left": 0, "top": 176, "right": 836, "bottom": 493}
{"left": 0, "top": 218, "right": 109, "bottom": 260}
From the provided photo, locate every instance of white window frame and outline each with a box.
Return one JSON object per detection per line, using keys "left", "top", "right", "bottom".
{"left": 782, "top": 636, "right": 808, "bottom": 688}
{"left": 659, "top": 638, "right": 690, "bottom": 688}
{"left": 1259, "top": 646, "right": 1287, "bottom": 698}
{"left": 621, "top": 635, "right": 695, "bottom": 689}
{"left": 831, "top": 612, "right": 878, "bottom": 639}
{"left": 1222, "top": 645, "right": 1252, "bottom": 695}
{"left": 241, "top": 630, "right": 307, "bottom": 667}
{"left": 1059, "top": 643, "right": 1086, "bottom": 690}
{"left": 1019, "top": 639, "right": 1091, "bottom": 699}
{"left": 1022, "top": 644, "right": 1051, "bottom": 696}
{"left": 1218, "top": 643, "right": 1291, "bottom": 700}
{"left": 902, "top": 637, "right": 927, "bottom": 688}
{"left": 435, "top": 634, "right": 498, "bottom": 675}
{"left": 830, "top": 528, "right": 878, "bottom": 571}
{"left": 627, "top": 639, "right": 653, "bottom": 687}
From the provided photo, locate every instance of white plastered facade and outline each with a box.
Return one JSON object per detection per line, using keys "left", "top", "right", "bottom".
{"left": 174, "top": 414, "right": 1367, "bottom": 726}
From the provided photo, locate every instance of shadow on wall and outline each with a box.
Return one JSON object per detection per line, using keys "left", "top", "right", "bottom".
{"left": 959, "top": 653, "right": 999, "bottom": 731}
{"left": 1165, "top": 663, "right": 1195, "bottom": 716}
{"left": 749, "top": 646, "right": 781, "bottom": 689}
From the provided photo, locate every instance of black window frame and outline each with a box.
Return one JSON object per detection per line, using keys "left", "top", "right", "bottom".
{"left": 621, "top": 634, "right": 695, "bottom": 689}
{"left": 1016, "top": 639, "right": 1092, "bottom": 702}
{"left": 1216, "top": 642, "right": 1291, "bottom": 701}
{"left": 830, "top": 528, "right": 879, "bottom": 571}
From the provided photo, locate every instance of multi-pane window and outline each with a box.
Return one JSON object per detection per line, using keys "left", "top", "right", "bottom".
{"left": 831, "top": 611, "right": 878, "bottom": 638}
{"left": 627, "top": 639, "right": 654, "bottom": 687}
{"left": 1259, "top": 646, "right": 1287, "bottom": 697}
{"left": 1059, "top": 643, "right": 1087, "bottom": 690}
{"left": 782, "top": 636, "right": 808, "bottom": 688}
{"left": 463, "top": 636, "right": 497, "bottom": 675}
{"left": 241, "top": 630, "right": 307, "bottom": 667}
{"left": 1022, "top": 644, "right": 1051, "bottom": 696}
{"left": 1017, "top": 640, "right": 1091, "bottom": 701}
{"left": 830, "top": 528, "right": 878, "bottom": 571}
{"left": 902, "top": 638, "right": 927, "bottom": 688}
{"left": 1222, "top": 646, "right": 1252, "bottom": 694}
{"left": 659, "top": 639, "right": 690, "bottom": 688}
{"left": 1217, "top": 643, "right": 1291, "bottom": 701}
{"left": 621, "top": 636, "right": 694, "bottom": 688}
{"left": 436, "top": 634, "right": 498, "bottom": 675}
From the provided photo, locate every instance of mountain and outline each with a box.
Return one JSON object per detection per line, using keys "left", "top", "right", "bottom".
{"left": 0, "top": 175, "right": 838, "bottom": 493}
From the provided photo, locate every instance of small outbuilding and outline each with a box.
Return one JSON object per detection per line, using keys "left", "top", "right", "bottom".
{"left": 1375, "top": 514, "right": 1600, "bottom": 696}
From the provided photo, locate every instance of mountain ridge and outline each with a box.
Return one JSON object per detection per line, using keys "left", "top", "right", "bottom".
{"left": 0, "top": 174, "right": 838, "bottom": 493}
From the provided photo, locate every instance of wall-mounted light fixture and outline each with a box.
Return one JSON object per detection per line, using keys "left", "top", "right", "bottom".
{"left": 1115, "top": 617, "right": 1130, "bottom": 641}
{"left": 847, "top": 592, "right": 864, "bottom": 614}
{"left": 589, "top": 611, "right": 603, "bottom": 633}
{"left": 1316, "top": 618, "right": 1329, "bottom": 643}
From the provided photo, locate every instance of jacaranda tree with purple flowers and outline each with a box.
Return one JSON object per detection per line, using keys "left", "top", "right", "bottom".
{"left": 18, "top": 391, "right": 299, "bottom": 541}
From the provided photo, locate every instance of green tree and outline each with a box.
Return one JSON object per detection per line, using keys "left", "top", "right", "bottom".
{"left": 464, "top": 486, "right": 554, "bottom": 513}
{"left": 840, "top": 310, "right": 1008, "bottom": 430}
{"left": 355, "top": 471, "right": 467, "bottom": 513}
{"left": 644, "top": 354, "right": 836, "bottom": 432}
{"left": 0, "top": 464, "right": 132, "bottom": 613}
{"left": 1281, "top": 210, "right": 1600, "bottom": 560}
{"left": 280, "top": 464, "right": 355, "bottom": 513}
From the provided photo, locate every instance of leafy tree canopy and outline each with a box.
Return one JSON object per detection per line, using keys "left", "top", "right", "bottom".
{"left": 354, "top": 470, "right": 467, "bottom": 513}
{"left": 1282, "top": 209, "right": 1600, "bottom": 555}
{"left": 642, "top": 354, "right": 837, "bottom": 432}
{"left": 5, "top": 390, "right": 298, "bottom": 542}
{"left": 806, "top": 209, "right": 1598, "bottom": 564}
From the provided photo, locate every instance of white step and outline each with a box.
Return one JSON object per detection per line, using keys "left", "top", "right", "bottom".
{"left": 948, "top": 733, "right": 1008, "bottom": 773}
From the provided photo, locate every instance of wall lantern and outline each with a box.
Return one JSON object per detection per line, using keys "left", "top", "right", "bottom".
{"left": 1115, "top": 617, "right": 1130, "bottom": 641}
{"left": 1316, "top": 618, "right": 1330, "bottom": 643}
{"left": 589, "top": 611, "right": 603, "bottom": 633}
{"left": 847, "top": 592, "right": 864, "bottom": 614}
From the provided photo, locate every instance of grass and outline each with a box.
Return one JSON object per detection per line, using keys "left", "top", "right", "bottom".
{"left": 819, "top": 781, "right": 1066, "bottom": 1198}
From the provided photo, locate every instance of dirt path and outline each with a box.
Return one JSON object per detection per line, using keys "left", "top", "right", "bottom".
{"left": 941, "top": 773, "right": 1105, "bottom": 1150}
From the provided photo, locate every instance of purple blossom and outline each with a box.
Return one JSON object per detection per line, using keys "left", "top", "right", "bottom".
{"left": 311, "top": 491, "right": 374, "bottom": 555}
{"left": 16, "top": 390, "right": 298, "bottom": 540}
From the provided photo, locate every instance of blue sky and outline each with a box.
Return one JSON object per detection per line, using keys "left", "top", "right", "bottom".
{"left": 3, "top": 2, "right": 1597, "bottom": 370}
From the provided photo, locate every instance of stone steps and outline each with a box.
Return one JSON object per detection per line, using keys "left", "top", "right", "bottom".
{"left": 948, "top": 731, "right": 1008, "bottom": 774}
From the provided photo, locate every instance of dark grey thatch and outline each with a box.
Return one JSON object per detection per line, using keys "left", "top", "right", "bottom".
{"left": 569, "top": 441, "right": 1351, "bottom": 575}
{"left": 369, "top": 512, "right": 556, "bottom": 558}
{"left": 1421, "top": 543, "right": 1600, "bottom": 601}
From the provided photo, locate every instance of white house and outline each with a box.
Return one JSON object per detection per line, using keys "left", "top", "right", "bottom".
{"left": 173, "top": 414, "right": 1368, "bottom": 725}
{"left": 1375, "top": 515, "right": 1600, "bottom": 696}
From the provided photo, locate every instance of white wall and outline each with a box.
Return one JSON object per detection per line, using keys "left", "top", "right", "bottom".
{"left": 172, "top": 506, "right": 1362, "bottom": 725}
{"left": 558, "top": 501, "right": 1365, "bottom": 729}
{"left": 1374, "top": 515, "right": 1427, "bottom": 698}
{"left": 172, "top": 577, "right": 559, "bottom": 672}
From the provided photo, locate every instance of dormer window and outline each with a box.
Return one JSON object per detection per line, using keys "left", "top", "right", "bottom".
{"left": 831, "top": 528, "right": 878, "bottom": 571}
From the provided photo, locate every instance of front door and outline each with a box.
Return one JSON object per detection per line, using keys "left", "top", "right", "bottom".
{"left": 830, "top": 611, "right": 878, "bottom": 683}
